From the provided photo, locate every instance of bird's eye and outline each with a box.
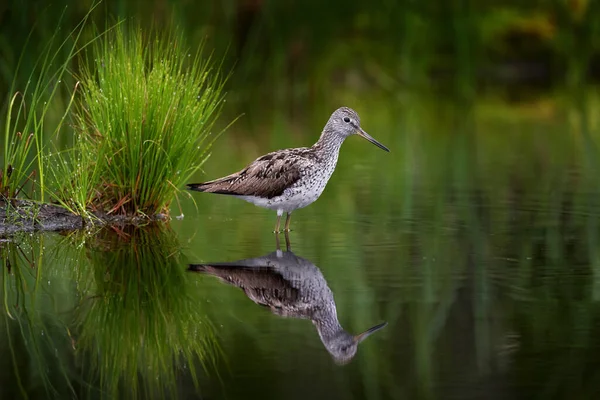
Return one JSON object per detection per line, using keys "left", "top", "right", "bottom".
{"left": 343, "top": 117, "right": 351, "bottom": 123}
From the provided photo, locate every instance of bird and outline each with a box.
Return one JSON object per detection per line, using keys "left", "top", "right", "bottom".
{"left": 186, "top": 107, "right": 389, "bottom": 232}
{"left": 188, "top": 234, "right": 387, "bottom": 364}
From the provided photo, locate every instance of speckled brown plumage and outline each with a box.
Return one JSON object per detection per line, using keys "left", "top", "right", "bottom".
{"left": 187, "top": 148, "right": 318, "bottom": 199}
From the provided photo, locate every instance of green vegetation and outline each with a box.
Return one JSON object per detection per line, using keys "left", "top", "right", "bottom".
{"left": 1, "top": 7, "right": 93, "bottom": 201}
{"left": 51, "top": 26, "right": 227, "bottom": 218}
{"left": 4, "top": 1, "right": 600, "bottom": 124}
{"left": 1, "top": 8, "right": 227, "bottom": 223}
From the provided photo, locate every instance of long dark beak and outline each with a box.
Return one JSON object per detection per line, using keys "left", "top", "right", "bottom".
{"left": 356, "top": 127, "right": 390, "bottom": 152}
{"left": 354, "top": 321, "right": 388, "bottom": 343}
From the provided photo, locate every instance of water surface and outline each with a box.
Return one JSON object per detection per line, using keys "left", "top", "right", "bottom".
{"left": 2, "top": 96, "right": 600, "bottom": 399}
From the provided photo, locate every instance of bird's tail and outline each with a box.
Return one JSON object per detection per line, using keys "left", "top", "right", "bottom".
{"left": 186, "top": 173, "right": 238, "bottom": 193}
{"left": 188, "top": 263, "right": 240, "bottom": 273}
{"left": 188, "top": 264, "right": 236, "bottom": 285}
{"left": 188, "top": 264, "right": 211, "bottom": 272}
{"left": 186, "top": 183, "right": 210, "bottom": 192}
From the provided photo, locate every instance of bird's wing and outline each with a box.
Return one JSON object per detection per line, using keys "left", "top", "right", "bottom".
{"left": 187, "top": 148, "right": 313, "bottom": 199}
{"left": 189, "top": 264, "right": 301, "bottom": 307}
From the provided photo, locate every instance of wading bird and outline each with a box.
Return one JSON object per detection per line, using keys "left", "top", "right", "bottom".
{"left": 187, "top": 107, "right": 389, "bottom": 232}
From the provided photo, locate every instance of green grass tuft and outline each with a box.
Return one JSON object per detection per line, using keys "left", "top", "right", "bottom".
{"left": 53, "top": 25, "right": 228, "bottom": 218}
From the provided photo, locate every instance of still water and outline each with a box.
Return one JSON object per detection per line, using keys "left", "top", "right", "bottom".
{"left": 2, "top": 97, "right": 600, "bottom": 399}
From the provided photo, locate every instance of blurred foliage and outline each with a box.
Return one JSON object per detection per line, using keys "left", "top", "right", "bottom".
{"left": 2, "top": 0, "right": 600, "bottom": 117}
{"left": 1, "top": 5, "right": 94, "bottom": 201}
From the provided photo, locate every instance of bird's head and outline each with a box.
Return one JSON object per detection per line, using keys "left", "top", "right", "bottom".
{"left": 324, "top": 321, "right": 388, "bottom": 365}
{"left": 326, "top": 107, "right": 389, "bottom": 152}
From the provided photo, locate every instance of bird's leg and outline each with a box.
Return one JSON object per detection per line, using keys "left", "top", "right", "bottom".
{"left": 284, "top": 230, "right": 291, "bottom": 251}
{"left": 284, "top": 212, "right": 292, "bottom": 232}
{"left": 275, "top": 233, "right": 281, "bottom": 250}
{"left": 274, "top": 214, "right": 282, "bottom": 233}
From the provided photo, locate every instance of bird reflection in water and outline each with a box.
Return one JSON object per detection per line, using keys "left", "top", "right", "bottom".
{"left": 188, "top": 233, "right": 387, "bottom": 364}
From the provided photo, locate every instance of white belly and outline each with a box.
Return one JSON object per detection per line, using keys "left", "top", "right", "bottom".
{"left": 237, "top": 184, "right": 324, "bottom": 213}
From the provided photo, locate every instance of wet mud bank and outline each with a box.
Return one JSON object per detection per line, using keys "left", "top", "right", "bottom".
{"left": 0, "top": 200, "right": 167, "bottom": 236}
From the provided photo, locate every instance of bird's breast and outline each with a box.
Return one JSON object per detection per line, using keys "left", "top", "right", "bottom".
{"left": 288, "top": 160, "right": 336, "bottom": 200}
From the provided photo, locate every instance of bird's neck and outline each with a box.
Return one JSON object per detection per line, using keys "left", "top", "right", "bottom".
{"left": 312, "top": 128, "right": 345, "bottom": 157}
{"left": 312, "top": 305, "right": 344, "bottom": 343}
